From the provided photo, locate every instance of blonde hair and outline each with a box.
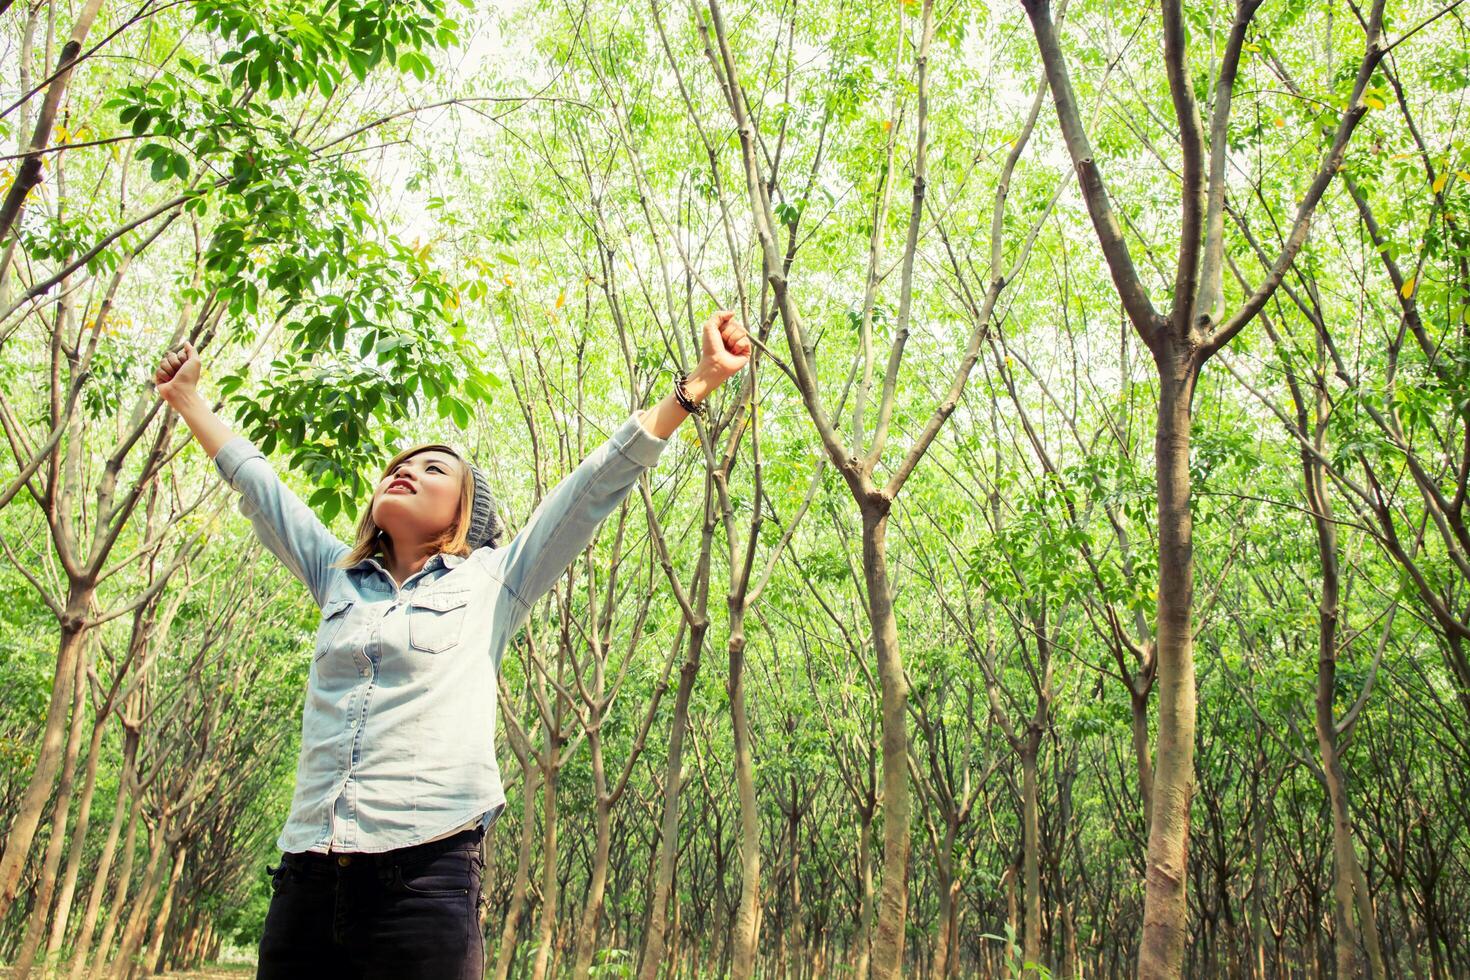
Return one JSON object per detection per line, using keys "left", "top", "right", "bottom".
{"left": 334, "top": 443, "right": 477, "bottom": 569}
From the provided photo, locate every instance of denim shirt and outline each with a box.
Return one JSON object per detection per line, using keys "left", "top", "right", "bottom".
{"left": 213, "top": 411, "right": 669, "bottom": 854}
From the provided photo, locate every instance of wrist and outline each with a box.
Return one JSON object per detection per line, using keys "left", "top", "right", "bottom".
{"left": 164, "top": 387, "right": 205, "bottom": 413}
{"left": 682, "top": 362, "right": 728, "bottom": 404}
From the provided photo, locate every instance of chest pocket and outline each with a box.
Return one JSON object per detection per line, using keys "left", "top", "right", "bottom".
{"left": 407, "top": 589, "right": 471, "bottom": 654}
{"left": 315, "top": 598, "right": 355, "bottom": 660}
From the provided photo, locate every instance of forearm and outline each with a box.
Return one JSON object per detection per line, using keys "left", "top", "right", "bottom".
{"left": 637, "top": 362, "right": 731, "bottom": 440}
{"left": 490, "top": 412, "right": 668, "bottom": 623}
{"left": 164, "top": 389, "right": 236, "bottom": 460}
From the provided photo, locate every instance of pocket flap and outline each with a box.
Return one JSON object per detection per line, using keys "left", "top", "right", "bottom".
{"left": 411, "top": 589, "right": 471, "bottom": 613}
{"left": 320, "top": 597, "right": 354, "bottom": 619}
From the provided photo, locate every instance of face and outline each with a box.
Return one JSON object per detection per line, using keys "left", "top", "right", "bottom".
{"left": 370, "top": 449, "right": 464, "bottom": 552}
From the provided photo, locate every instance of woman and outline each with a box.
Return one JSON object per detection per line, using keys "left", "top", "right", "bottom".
{"left": 153, "top": 312, "right": 750, "bottom": 978}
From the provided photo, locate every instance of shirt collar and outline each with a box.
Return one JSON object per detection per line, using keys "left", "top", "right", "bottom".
{"left": 352, "top": 551, "right": 466, "bottom": 577}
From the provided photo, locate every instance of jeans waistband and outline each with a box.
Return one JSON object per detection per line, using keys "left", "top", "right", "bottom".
{"left": 284, "top": 827, "right": 483, "bottom": 870}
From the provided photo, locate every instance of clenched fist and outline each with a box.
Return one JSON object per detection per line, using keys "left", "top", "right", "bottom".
{"left": 154, "top": 341, "right": 201, "bottom": 407}
{"left": 700, "top": 311, "right": 751, "bottom": 378}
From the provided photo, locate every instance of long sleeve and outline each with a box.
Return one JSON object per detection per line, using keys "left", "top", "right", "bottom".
{"left": 214, "top": 436, "right": 349, "bottom": 607}
{"left": 485, "top": 411, "right": 668, "bottom": 630}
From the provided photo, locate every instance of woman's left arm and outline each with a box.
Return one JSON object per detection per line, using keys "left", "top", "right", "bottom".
{"left": 487, "top": 313, "right": 750, "bottom": 625}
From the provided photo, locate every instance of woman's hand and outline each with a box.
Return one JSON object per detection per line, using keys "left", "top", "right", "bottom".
{"left": 154, "top": 341, "right": 202, "bottom": 407}
{"left": 699, "top": 311, "right": 751, "bottom": 381}
{"left": 152, "top": 340, "right": 235, "bottom": 458}
{"left": 636, "top": 311, "right": 751, "bottom": 440}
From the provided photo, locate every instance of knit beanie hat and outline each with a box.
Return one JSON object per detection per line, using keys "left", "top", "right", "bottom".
{"left": 465, "top": 461, "right": 504, "bottom": 551}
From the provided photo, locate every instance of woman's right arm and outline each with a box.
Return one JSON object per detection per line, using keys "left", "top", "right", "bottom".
{"left": 155, "top": 342, "right": 348, "bottom": 605}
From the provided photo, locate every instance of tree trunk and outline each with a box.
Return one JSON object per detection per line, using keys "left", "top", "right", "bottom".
{"left": 1138, "top": 354, "right": 1198, "bottom": 978}
{"left": 571, "top": 789, "right": 611, "bottom": 980}
{"left": 139, "top": 844, "right": 187, "bottom": 978}
{"left": 0, "top": 614, "right": 89, "bottom": 923}
{"left": 110, "top": 814, "right": 169, "bottom": 978}
{"left": 530, "top": 747, "right": 559, "bottom": 980}
{"left": 47, "top": 708, "right": 112, "bottom": 960}
{"left": 1130, "top": 683, "right": 1155, "bottom": 832}
{"left": 84, "top": 773, "right": 143, "bottom": 977}
{"left": 492, "top": 764, "right": 539, "bottom": 980}
{"left": 1302, "top": 395, "right": 1386, "bottom": 980}
{"left": 931, "top": 826, "right": 956, "bottom": 978}
{"left": 728, "top": 628, "right": 762, "bottom": 980}
{"left": 860, "top": 504, "right": 911, "bottom": 978}
{"left": 12, "top": 637, "right": 89, "bottom": 978}
{"left": 70, "top": 727, "right": 138, "bottom": 980}
{"left": 637, "top": 619, "right": 707, "bottom": 980}
{"left": 854, "top": 809, "right": 875, "bottom": 979}
{"left": 1022, "top": 740, "right": 1043, "bottom": 975}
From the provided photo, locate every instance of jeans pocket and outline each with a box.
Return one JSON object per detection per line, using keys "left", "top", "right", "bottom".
{"left": 266, "top": 860, "right": 287, "bottom": 894}
{"left": 395, "top": 848, "right": 474, "bottom": 897}
{"left": 406, "top": 589, "right": 470, "bottom": 654}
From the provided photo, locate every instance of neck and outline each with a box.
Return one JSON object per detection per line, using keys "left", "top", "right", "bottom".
{"left": 382, "top": 538, "right": 436, "bottom": 587}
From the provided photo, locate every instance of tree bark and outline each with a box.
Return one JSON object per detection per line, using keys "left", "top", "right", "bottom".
{"left": 571, "top": 790, "right": 612, "bottom": 980}
{"left": 637, "top": 618, "right": 708, "bottom": 979}
{"left": 1022, "top": 740, "right": 1043, "bottom": 975}
{"left": 1131, "top": 683, "right": 1155, "bottom": 833}
{"left": 109, "top": 813, "right": 168, "bottom": 978}
{"left": 139, "top": 844, "right": 187, "bottom": 979}
{"left": 84, "top": 768, "right": 143, "bottom": 977}
{"left": 860, "top": 503, "right": 911, "bottom": 977}
{"left": 728, "top": 627, "right": 762, "bottom": 980}
{"left": 1138, "top": 352, "right": 1199, "bottom": 977}
{"left": 854, "top": 809, "right": 875, "bottom": 979}
{"left": 530, "top": 738, "right": 560, "bottom": 980}
{"left": 0, "top": 609, "right": 88, "bottom": 923}
{"left": 46, "top": 705, "right": 112, "bottom": 961}
{"left": 491, "top": 765, "right": 539, "bottom": 980}
{"left": 11, "top": 639, "right": 90, "bottom": 979}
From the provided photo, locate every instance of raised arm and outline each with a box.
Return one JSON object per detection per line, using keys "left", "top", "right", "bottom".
{"left": 487, "top": 312, "right": 750, "bottom": 626}
{"left": 155, "top": 342, "right": 347, "bottom": 606}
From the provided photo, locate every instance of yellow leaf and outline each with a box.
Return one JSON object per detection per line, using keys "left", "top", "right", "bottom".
{"left": 446, "top": 289, "right": 460, "bottom": 311}
{"left": 1363, "top": 94, "right": 1385, "bottom": 110}
{"left": 1458, "top": 170, "right": 1470, "bottom": 183}
{"left": 1273, "top": 117, "right": 1285, "bottom": 128}
{"left": 1432, "top": 172, "right": 1448, "bottom": 194}
{"left": 1400, "top": 277, "right": 1415, "bottom": 299}
{"left": 555, "top": 290, "right": 566, "bottom": 310}
{"left": 502, "top": 274, "right": 514, "bottom": 288}
{"left": 881, "top": 119, "right": 892, "bottom": 132}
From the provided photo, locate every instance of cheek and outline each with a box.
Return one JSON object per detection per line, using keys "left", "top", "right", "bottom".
{"left": 433, "top": 484, "right": 462, "bottom": 521}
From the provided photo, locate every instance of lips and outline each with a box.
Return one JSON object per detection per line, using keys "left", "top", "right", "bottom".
{"left": 386, "top": 479, "right": 415, "bottom": 494}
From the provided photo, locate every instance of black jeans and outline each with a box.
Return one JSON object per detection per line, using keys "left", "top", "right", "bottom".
{"left": 256, "top": 828, "right": 486, "bottom": 979}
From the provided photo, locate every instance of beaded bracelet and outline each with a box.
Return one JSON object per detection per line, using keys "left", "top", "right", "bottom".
{"left": 673, "top": 372, "right": 706, "bottom": 416}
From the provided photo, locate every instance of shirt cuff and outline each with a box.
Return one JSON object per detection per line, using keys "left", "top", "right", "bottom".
{"left": 616, "top": 410, "right": 669, "bottom": 469}
{"left": 213, "top": 435, "right": 265, "bottom": 486}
